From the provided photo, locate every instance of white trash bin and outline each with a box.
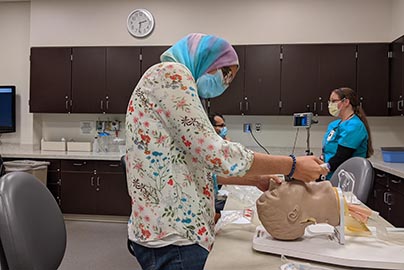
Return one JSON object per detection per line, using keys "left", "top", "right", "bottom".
{"left": 3, "top": 160, "right": 50, "bottom": 186}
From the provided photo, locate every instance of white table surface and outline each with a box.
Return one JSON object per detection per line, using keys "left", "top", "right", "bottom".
{"left": 205, "top": 191, "right": 400, "bottom": 270}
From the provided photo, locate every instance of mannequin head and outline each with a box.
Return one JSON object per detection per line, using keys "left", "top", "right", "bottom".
{"left": 256, "top": 180, "right": 340, "bottom": 240}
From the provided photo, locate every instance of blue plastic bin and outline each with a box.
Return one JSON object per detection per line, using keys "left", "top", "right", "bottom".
{"left": 381, "top": 147, "right": 404, "bottom": 163}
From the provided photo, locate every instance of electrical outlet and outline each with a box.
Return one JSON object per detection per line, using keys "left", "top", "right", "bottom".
{"left": 255, "top": 123, "right": 261, "bottom": 132}
{"left": 243, "top": 123, "right": 251, "bottom": 133}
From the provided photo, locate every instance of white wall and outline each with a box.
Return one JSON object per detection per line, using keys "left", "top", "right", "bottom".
{"left": 1, "top": 0, "right": 404, "bottom": 150}
{"left": 30, "top": 0, "right": 392, "bottom": 46}
{"left": 392, "top": 0, "right": 404, "bottom": 39}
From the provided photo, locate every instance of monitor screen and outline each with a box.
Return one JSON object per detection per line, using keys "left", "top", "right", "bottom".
{"left": 0, "top": 86, "right": 16, "bottom": 133}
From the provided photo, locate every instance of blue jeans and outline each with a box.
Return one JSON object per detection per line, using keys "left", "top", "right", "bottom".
{"left": 128, "top": 239, "right": 209, "bottom": 270}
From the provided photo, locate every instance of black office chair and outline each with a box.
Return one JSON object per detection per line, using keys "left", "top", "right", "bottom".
{"left": 330, "top": 157, "right": 374, "bottom": 203}
{"left": 0, "top": 172, "right": 66, "bottom": 270}
{"left": 0, "top": 155, "right": 5, "bottom": 177}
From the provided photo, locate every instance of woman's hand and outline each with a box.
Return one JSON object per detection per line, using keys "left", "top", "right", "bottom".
{"left": 254, "top": 174, "right": 283, "bottom": 192}
{"left": 293, "top": 156, "right": 329, "bottom": 182}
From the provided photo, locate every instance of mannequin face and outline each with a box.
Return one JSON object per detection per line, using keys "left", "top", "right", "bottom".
{"left": 256, "top": 180, "right": 340, "bottom": 240}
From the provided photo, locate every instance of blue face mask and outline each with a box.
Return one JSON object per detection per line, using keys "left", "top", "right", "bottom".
{"left": 196, "top": 69, "right": 229, "bottom": 99}
{"left": 219, "top": 126, "right": 228, "bottom": 139}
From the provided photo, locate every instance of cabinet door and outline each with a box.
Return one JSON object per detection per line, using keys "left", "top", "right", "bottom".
{"left": 141, "top": 46, "right": 170, "bottom": 74}
{"left": 317, "top": 44, "right": 356, "bottom": 116}
{"left": 30, "top": 47, "right": 72, "bottom": 113}
{"left": 95, "top": 160, "right": 131, "bottom": 215}
{"left": 61, "top": 171, "right": 97, "bottom": 214}
{"left": 60, "top": 160, "right": 97, "bottom": 214}
{"left": 106, "top": 47, "right": 141, "bottom": 113}
{"left": 390, "top": 37, "right": 404, "bottom": 116}
{"left": 357, "top": 44, "right": 389, "bottom": 116}
{"left": 209, "top": 45, "right": 246, "bottom": 115}
{"left": 280, "top": 44, "right": 319, "bottom": 115}
{"left": 72, "top": 47, "right": 106, "bottom": 113}
{"left": 96, "top": 172, "right": 131, "bottom": 216}
{"left": 244, "top": 45, "right": 281, "bottom": 115}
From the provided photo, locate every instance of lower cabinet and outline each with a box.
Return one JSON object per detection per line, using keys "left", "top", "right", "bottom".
{"left": 368, "top": 169, "right": 404, "bottom": 227}
{"left": 60, "top": 159, "right": 131, "bottom": 216}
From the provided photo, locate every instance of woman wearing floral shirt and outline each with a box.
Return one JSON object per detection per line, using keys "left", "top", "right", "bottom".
{"left": 125, "top": 33, "right": 328, "bottom": 270}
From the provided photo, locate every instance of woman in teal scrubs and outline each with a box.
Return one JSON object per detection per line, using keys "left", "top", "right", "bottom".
{"left": 322, "top": 87, "right": 374, "bottom": 179}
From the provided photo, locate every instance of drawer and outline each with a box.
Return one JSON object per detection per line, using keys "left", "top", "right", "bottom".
{"left": 389, "top": 176, "right": 404, "bottom": 195}
{"left": 61, "top": 160, "right": 96, "bottom": 172}
{"left": 96, "top": 160, "right": 124, "bottom": 173}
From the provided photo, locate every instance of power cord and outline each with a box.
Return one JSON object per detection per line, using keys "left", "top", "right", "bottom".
{"left": 249, "top": 128, "right": 270, "bottom": 155}
{"left": 291, "top": 128, "right": 299, "bottom": 155}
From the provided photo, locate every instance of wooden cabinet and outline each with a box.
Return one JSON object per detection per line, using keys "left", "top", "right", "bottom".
{"left": 390, "top": 36, "right": 404, "bottom": 116}
{"left": 30, "top": 47, "right": 72, "bottom": 113}
{"left": 281, "top": 44, "right": 356, "bottom": 115}
{"left": 368, "top": 169, "right": 404, "bottom": 227}
{"left": 60, "top": 159, "right": 131, "bottom": 216}
{"left": 209, "top": 45, "right": 281, "bottom": 115}
{"left": 106, "top": 47, "right": 141, "bottom": 113}
{"left": 357, "top": 43, "right": 390, "bottom": 116}
{"left": 30, "top": 47, "right": 142, "bottom": 114}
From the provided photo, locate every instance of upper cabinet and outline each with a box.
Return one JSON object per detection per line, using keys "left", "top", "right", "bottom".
{"left": 29, "top": 42, "right": 395, "bottom": 116}
{"left": 106, "top": 47, "right": 141, "bottom": 114}
{"left": 390, "top": 36, "right": 404, "bottom": 116}
{"left": 30, "top": 47, "right": 72, "bottom": 113}
{"left": 281, "top": 44, "right": 356, "bottom": 116}
{"left": 357, "top": 43, "right": 390, "bottom": 116}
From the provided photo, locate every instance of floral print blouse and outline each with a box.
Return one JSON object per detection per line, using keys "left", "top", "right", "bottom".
{"left": 125, "top": 62, "right": 254, "bottom": 251}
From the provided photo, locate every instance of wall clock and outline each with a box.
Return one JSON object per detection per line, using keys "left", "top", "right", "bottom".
{"left": 127, "top": 9, "right": 155, "bottom": 38}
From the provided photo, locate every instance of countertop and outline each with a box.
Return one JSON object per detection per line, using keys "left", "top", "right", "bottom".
{"left": 1, "top": 143, "right": 404, "bottom": 178}
{"left": 0, "top": 143, "right": 122, "bottom": 161}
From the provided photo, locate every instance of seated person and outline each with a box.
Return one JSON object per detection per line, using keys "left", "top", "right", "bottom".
{"left": 322, "top": 87, "right": 373, "bottom": 179}
{"left": 256, "top": 180, "right": 371, "bottom": 240}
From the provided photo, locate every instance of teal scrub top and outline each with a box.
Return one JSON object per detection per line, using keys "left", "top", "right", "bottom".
{"left": 322, "top": 115, "right": 368, "bottom": 179}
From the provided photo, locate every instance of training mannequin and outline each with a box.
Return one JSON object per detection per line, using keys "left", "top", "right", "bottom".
{"left": 256, "top": 180, "right": 340, "bottom": 240}
{"left": 256, "top": 180, "right": 372, "bottom": 240}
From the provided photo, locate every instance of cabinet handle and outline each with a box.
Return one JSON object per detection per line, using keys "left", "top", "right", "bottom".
{"left": 72, "top": 163, "right": 85, "bottom": 166}
{"left": 239, "top": 101, "right": 242, "bottom": 112}
{"left": 96, "top": 176, "right": 100, "bottom": 187}
{"left": 384, "top": 192, "right": 393, "bottom": 206}
{"left": 109, "top": 164, "right": 119, "bottom": 167}
{"left": 391, "top": 179, "right": 402, "bottom": 184}
{"left": 376, "top": 173, "right": 386, "bottom": 178}
{"left": 90, "top": 176, "right": 94, "bottom": 186}
{"left": 100, "top": 100, "right": 104, "bottom": 110}
{"left": 245, "top": 101, "right": 249, "bottom": 112}
{"left": 313, "top": 102, "right": 317, "bottom": 112}
{"left": 106, "top": 100, "right": 109, "bottom": 110}
{"left": 359, "top": 97, "right": 364, "bottom": 108}
{"left": 398, "top": 100, "right": 404, "bottom": 111}
{"left": 65, "top": 100, "right": 69, "bottom": 110}
{"left": 320, "top": 102, "right": 323, "bottom": 112}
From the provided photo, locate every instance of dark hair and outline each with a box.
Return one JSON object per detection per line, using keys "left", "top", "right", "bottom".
{"left": 333, "top": 87, "right": 374, "bottom": 157}
{"left": 208, "top": 113, "right": 225, "bottom": 126}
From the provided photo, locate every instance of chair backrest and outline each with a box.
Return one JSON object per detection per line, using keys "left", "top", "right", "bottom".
{"left": 0, "top": 172, "right": 66, "bottom": 270}
{"left": 330, "top": 157, "right": 374, "bottom": 203}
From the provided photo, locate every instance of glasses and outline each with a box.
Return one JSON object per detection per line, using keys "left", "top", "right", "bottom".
{"left": 221, "top": 67, "right": 234, "bottom": 85}
{"left": 214, "top": 123, "right": 226, "bottom": 127}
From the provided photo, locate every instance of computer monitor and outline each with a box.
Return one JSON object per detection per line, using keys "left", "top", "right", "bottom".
{"left": 0, "top": 86, "right": 16, "bottom": 133}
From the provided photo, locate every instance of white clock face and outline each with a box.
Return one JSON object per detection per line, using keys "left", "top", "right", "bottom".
{"left": 127, "top": 9, "right": 155, "bottom": 38}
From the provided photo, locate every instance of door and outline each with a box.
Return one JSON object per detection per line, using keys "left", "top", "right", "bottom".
{"left": 71, "top": 47, "right": 106, "bottom": 113}
{"left": 357, "top": 44, "right": 389, "bottom": 116}
{"left": 244, "top": 45, "right": 281, "bottom": 115}
{"left": 209, "top": 45, "right": 246, "bottom": 115}
{"left": 317, "top": 44, "right": 356, "bottom": 116}
{"left": 30, "top": 47, "right": 72, "bottom": 113}
{"left": 106, "top": 47, "right": 141, "bottom": 113}
{"left": 280, "top": 44, "right": 319, "bottom": 115}
{"left": 390, "top": 37, "right": 404, "bottom": 116}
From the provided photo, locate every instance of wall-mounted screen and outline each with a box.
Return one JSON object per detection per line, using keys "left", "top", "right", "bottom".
{"left": 0, "top": 86, "right": 16, "bottom": 133}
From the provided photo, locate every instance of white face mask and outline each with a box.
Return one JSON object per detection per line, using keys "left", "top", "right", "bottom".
{"left": 328, "top": 102, "right": 340, "bottom": 117}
